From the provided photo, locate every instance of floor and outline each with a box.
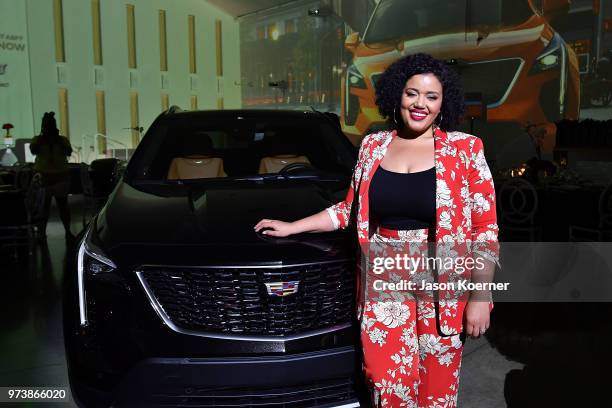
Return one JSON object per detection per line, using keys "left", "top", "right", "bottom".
{"left": 0, "top": 196, "right": 81, "bottom": 407}
{"left": 0, "top": 195, "right": 524, "bottom": 407}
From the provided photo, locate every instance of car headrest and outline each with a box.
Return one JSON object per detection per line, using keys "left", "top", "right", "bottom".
{"left": 258, "top": 154, "right": 310, "bottom": 174}
{"left": 167, "top": 156, "right": 227, "bottom": 179}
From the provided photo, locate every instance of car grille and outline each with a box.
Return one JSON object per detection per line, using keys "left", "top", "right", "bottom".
{"left": 452, "top": 58, "right": 523, "bottom": 106}
{"left": 371, "top": 58, "right": 523, "bottom": 107}
{"left": 137, "top": 261, "right": 355, "bottom": 336}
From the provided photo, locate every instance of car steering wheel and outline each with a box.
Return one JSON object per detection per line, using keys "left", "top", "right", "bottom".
{"left": 278, "top": 162, "right": 316, "bottom": 174}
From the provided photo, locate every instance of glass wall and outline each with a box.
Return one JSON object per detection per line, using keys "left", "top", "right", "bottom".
{"left": 239, "top": 1, "right": 349, "bottom": 114}
{"left": 236, "top": 0, "right": 612, "bottom": 163}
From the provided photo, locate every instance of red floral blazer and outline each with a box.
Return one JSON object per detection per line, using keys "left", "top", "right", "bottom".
{"left": 326, "top": 128, "right": 500, "bottom": 335}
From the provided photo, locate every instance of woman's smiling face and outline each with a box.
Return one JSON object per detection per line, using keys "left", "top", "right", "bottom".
{"left": 399, "top": 73, "right": 443, "bottom": 134}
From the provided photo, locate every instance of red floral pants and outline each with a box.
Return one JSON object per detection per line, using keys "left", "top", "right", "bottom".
{"left": 359, "top": 228, "right": 465, "bottom": 407}
{"left": 360, "top": 299, "right": 464, "bottom": 407}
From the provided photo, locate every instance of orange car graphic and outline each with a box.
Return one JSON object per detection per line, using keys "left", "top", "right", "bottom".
{"left": 341, "top": 0, "right": 580, "bottom": 153}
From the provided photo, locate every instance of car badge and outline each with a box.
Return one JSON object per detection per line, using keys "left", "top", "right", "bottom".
{"left": 265, "top": 281, "right": 300, "bottom": 297}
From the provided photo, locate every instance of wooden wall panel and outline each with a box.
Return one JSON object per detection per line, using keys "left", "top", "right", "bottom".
{"left": 92, "top": 0, "right": 103, "bottom": 65}
{"left": 159, "top": 10, "right": 167, "bottom": 71}
{"left": 188, "top": 15, "right": 196, "bottom": 74}
{"left": 127, "top": 5, "right": 137, "bottom": 69}
{"left": 58, "top": 88, "right": 70, "bottom": 137}
{"left": 96, "top": 90, "right": 107, "bottom": 151}
{"left": 130, "top": 91, "right": 140, "bottom": 146}
{"left": 53, "top": 0, "right": 66, "bottom": 62}
{"left": 215, "top": 20, "right": 223, "bottom": 76}
{"left": 161, "top": 94, "right": 169, "bottom": 111}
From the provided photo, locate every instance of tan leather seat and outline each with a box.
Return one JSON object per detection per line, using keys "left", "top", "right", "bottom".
{"left": 258, "top": 154, "right": 310, "bottom": 174}
{"left": 167, "top": 156, "right": 227, "bottom": 179}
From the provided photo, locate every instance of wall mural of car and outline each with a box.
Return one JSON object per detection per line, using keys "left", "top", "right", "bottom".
{"left": 62, "top": 108, "right": 364, "bottom": 407}
{"left": 340, "top": 0, "right": 580, "bottom": 154}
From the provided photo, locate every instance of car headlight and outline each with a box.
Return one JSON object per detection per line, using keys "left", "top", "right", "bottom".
{"left": 530, "top": 33, "right": 564, "bottom": 74}
{"left": 347, "top": 63, "right": 366, "bottom": 89}
{"left": 77, "top": 222, "right": 116, "bottom": 327}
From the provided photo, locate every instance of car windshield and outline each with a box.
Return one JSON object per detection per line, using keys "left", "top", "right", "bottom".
{"left": 363, "top": 0, "right": 535, "bottom": 45}
{"left": 125, "top": 113, "right": 356, "bottom": 183}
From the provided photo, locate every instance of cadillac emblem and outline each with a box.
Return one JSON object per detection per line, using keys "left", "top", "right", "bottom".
{"left": 265, "top": 281, "right": 300, "bottom": 297}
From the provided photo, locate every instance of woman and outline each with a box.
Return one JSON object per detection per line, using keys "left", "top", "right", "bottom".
{"left": 255, "top": 53, "right": 499, "bottom": 407}
{"left": 30, "top": 112, "right": 74, "bottom": 239}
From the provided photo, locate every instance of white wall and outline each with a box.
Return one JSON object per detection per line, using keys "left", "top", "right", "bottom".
{"left": 0, "top": 0, "right": 34, "bottom": 139}
{"left": 21, "top": 0, "right": 240, "bottom": 150}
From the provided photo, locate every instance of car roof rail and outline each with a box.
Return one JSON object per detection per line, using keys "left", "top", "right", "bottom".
{"left": 308, "top": 106, "right": 341, "bottom": 130}
{"left": 166, "top": 105, "right": 183, "bottom": 115}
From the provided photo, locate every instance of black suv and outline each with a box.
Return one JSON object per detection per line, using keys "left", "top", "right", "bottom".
{"left": 63, "top": 109, "right": 363, "bottom": 407}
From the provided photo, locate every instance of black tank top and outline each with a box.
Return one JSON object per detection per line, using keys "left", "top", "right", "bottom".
{"left": 369, "top": 165, "right": 435, "bottom": 230}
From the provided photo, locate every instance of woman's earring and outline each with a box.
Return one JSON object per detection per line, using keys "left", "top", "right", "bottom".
{"left": 393, "top": 107, "right": 398, "bottom": 125}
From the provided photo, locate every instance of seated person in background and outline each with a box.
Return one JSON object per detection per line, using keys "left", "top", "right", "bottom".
{"left": 167, "top": 133, "right": 226, "bottom": 179}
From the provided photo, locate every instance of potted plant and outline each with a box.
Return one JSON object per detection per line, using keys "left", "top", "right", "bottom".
{"left": 1, "top": 123, "right": 17, "bottom": 166}
{"left": 2, "top": 123, "right": 14, "bottom": 139}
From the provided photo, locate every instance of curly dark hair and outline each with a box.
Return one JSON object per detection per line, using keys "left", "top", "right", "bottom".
{"left": 374, "top": 53, "right": 465, "bottom": 131}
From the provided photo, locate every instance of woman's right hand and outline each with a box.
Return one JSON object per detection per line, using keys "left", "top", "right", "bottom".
{"left": 254, "top": 219, "right": 296, "bottom": 237}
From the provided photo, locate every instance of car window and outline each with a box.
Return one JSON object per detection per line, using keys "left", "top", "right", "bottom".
{"left": 363, "top": 0, "right": 534, "bottom": 45}
{"left": 126, "top": 115, "right": 356, "bottom": 182}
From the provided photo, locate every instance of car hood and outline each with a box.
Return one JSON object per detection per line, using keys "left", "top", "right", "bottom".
{"left": 95, "top": 180, "right": 354, "bottom": 265}
{"left": 357, "top": 22, "right": 548, "bottom": 66}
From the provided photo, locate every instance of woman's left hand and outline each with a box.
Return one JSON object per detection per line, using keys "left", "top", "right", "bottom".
{"left": 464, "top": 300, "right": 490, "bottom": 338}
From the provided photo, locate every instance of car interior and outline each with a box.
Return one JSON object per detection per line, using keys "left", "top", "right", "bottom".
{"left": 166, "top": 133, "right": 228, "bottom": 179}
{"left": 158, "top": 122, "right": 340, "bottom": 180}
{"left": 255, "top": 136, "right": 311, "bottom": 174}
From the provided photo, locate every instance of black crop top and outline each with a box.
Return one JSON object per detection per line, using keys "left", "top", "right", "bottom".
{"left": 369, "top": 165, "right": 436, "bottom": 230}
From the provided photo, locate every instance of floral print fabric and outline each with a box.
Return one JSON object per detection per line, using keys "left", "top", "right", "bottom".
{"left": 326, "top": 128, "right": 500, "bottom": 335}
{"left": 361, "top": 229, "right": 464, "bottom": 408}
{"left": 325, "top": 129, "right": 499, "bottom": 406}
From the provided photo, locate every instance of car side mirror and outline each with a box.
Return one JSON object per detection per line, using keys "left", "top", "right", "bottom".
{"left": 345, "top": 32, "right": 360, "bottom": 52}
{"left": 90, "top": 158, "right": 121, "bottom": 196}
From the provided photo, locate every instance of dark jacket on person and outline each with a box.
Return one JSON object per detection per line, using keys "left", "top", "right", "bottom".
{"left": 30, "top": 134, "right": 72, "bottom": 174}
